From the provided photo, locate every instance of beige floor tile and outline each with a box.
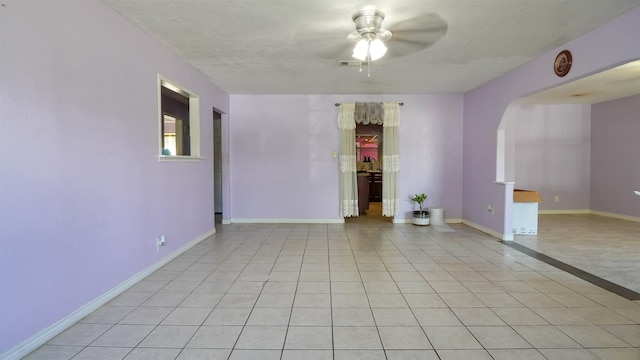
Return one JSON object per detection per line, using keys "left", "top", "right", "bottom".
{"left": 234, "top": 325, "right": 288, "bottom": 350}
{"left": 557, "top": 325, "right": 630, "bottom": 347}
{"left": 531, "top": 307, "right": 593, "bottom": 325}
{"left": 491, "top": 307, "right": 549, "bottom": 325}
{"left": 367, "top": 293, "right": 408, "bottom": 308}
{"left": 332, "top": 293, "right": 370, "bottom": 307}
{"left": 203, "top": 307, "right": 251, "bottom": 325}
{"left": 487, "top": 349, "right": 547, "bottom": 360}
{"left": 363, "top": 281, "right": 401, "bottom": 293}
{"left": 185, "top": 325, "right": 243, "bottom": 348}
{"left": 91, "top": 324, "right": 154, "bottom": 347}
{"left": 378, "top": 327, "right": 432, "bottom": 349}
{"left": 333, "top": 327, "right": 383, "bottom": 349}
{"left": 538, "top": 348, "right": 600, "bottom": 360}
{"left": 601, "top": 324, "right": 640, "bottom": 346}
{"left": 161, "top": 307, "right": 211, "bottom": 325}
{"left": 293, "top": 293, "right": 331, "bottom": 307}
{"left": 395, "top": 281, "right": 435, "bottom": 294}
{"left": 588, "top": 348, "right": 640, "bottom": 360}
{"left": 68, "top": 347, "right": 132, "bottom": 359}
{"left": 452, "top": 308, "right": 505, "bottom": 326}
{"left": 216, "top": 293, "right": 259, "bottom": 308}
{"left": 179, "top": 293, "right": 223, "bottom": 308}
{"left": 117, "top": 306, "right": 172, "bottom": 325}
{"left": 332, "top": 308, "right": 376, "bottom": 326}
{"left": 281, "top": 349, "right": 333, "bottom": 360}
{"left": 254, "top": 292, "right": 295, "bottom": 308}
{"left": 289, "top": 307, "right": 332, "bottom": 326}
{"left": 296, "top": 281, "right": 330, "bottom": 293}
{"left": 334, "top": 349, "right": 386, "bottom": 360}
{"left": 141, "top": 292, "right": 189, "bottom": 307}
{"left": 385, "top": 349, "right": 440, "bottom": 360}
{"left": 174, "top": 349, "right": 230, "bottom": 360}
{"left": 228, "top": 349, "right": 282, "bottom": 360}
{"left": 468, "top": 326, "right": 532, "bottom": 349}
{"left": 422, "top": 326, "right": 483, "bottom": 349}
{"left": 436, "top": 349, "right": 493, "bottom": 360}
{"left": 247, "top": 307, "right": 292, "bottom": 326}
{"left": 413, "top": 308, "right": 462, "bottom": 326}
{"left": 331, "top": 281, "right": 365, "bottom": 293}
{"left": 22, "top": 345, "right": 83, "bottom": 360}
{"left": 126, "top": 348, "right": 184, "bottom": 360}
{"left": 47, "top": 323, "right": 111, "bottom": 346}
{"left": 138, "top": 325, "right": 199, "bottom": 348}
{"left": 440, "top": 293, "right": 486, "bottom": 308}
{"left": 476, "top": 292, "right": 523, "bottom": 307}
{"left": 404, "top": 293, "right": 447, "bottom": 308}
{"left": 513, "top": 325, "right": 582, "bottom": 348}
{"left": 372, "top": 308, "right": 419, "bottom": 326}
{"left": 79, "top": 305, "right": 134, "bottom": 324}
{"left": 284, "top": 326, "right": 332, "bottom": 349}
{"left": 428, "top": 281, "right": 469, "bottom": 293}
{"left": 572, "top": 307, "right": 636, "bottom": 325}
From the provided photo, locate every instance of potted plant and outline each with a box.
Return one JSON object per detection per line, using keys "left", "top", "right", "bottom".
{"left": 411, "top": 193, "right": 430, "bottom": 225}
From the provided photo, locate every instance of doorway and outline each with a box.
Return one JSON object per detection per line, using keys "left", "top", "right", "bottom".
{"left": 347, "top": 123, "right": 391, "bottom": 223}
{"left": 213, "top": 109, "right": 223, "bottom": 224}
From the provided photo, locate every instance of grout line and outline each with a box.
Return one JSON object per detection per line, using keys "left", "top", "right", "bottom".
{"left": 502, "top": 241, "right": 640, "bottom": 301}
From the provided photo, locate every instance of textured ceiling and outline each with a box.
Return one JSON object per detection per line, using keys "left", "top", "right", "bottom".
{"left": 102, "top": 0, "right": 640, "bottom": 96}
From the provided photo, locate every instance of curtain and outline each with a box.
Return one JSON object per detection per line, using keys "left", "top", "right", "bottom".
{"left": 354, "top": 102, "right": 384, "bottom": 125}
{"left": 382, "top": 102, "right": 400, "bottom": 216}
{"left": 338, "top": 103, "right": 359, "bottom": 217}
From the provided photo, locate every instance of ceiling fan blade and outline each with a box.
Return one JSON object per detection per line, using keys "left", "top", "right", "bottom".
{"left": 389, "top": 13, "right": 448, "bottom": 34}
{"left": 386, "top": 13, "right": 448, "bottom": 58}
{"left": 385, "top": 38, "right": 433, "bottom": 58}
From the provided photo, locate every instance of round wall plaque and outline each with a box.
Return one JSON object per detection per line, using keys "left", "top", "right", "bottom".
{"left": 554, "top": 50, "right": 572, "bottom": 77}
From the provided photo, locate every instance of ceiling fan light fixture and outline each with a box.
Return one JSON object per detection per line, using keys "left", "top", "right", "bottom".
{"left": 369, "top": 39, "right": 387, "bottom": 60}
{"left": 352, "top": 38, "right": 387, "bottom": 61}
{"left": 352, "top": 39, "right": 369, "bottom": 61}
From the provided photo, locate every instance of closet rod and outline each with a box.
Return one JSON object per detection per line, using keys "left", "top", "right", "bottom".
{"left": 334, "top": 102, "right": 403, "bottom": 106}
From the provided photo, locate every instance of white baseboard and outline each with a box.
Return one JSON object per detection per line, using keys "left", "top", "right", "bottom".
{"left": 538, "top": 209, "right": 590, "bottom": 215}
{"left": 230, "top": 218, "right": 345, "bottom": 224}
{"left": 0, "top": 228, "right": 216, "bottom": 360}
{"left": 462, "top": 219, "right": 511, "bottom": 241}
{"left": 590, "top": 210, "right": 640, "bottom": 223}
{"left": 392, "top": 218, "right": 461, "bottom": 224}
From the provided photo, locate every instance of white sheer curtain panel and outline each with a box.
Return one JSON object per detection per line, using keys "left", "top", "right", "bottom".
{"left": 338, "top": 103, "right": 359, "bottom": 217}
{"left": 382, "top": 102, "right": 400, "bottom": 217}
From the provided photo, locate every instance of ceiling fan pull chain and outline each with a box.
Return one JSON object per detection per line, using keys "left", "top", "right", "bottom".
{"left": 367, "top": 41, "right": 371, "bottom": 77}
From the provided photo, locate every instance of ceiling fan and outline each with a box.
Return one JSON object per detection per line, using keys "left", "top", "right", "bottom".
{"left": 343, "top": 9, "right": 448, "bottom": 63}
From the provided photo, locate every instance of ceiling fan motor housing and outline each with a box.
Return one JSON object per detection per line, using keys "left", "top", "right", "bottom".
{"left": 352, "top": 9, "right": 385, "bottom": 39}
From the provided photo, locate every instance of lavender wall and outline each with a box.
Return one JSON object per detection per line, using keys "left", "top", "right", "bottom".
{"left": 463, "top": 6, "right": 640, "bottom": 237}
{"left": 0, "top": 1, "right": 228, "bottom": 353}
{"left": 513, "top": 104, "right": 592, "bottom": 211}
{"left": 229, "top": 94, "right": 463, "bottom": 222}
{"left": 591, "top": 94, "right": 640, "bottom": 217}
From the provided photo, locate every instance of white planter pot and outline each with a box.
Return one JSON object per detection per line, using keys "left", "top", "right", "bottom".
{"left": 412, "top": 210, "right": 430, "bottom": 226}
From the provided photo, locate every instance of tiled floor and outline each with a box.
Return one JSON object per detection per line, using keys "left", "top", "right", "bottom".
{"left": 515, "top": 214, "right": 640, "bottom": 294}
{"left": 25, "top": 219, "right": 640, "bottom": 359}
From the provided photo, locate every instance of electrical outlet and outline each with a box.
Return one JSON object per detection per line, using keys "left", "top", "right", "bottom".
{"left": 487, "top": 204, "right": 495, "bottom": 215}
{"left": 554, "top": 195, "right": 560, "bottom": 202}
{"left": 156, "top": 235, "right": 166, "bottom": 251}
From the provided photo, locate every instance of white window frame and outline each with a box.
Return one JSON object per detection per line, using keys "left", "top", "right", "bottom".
{"left": 157, "top": 75, "right": 203, "bottom": 161}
